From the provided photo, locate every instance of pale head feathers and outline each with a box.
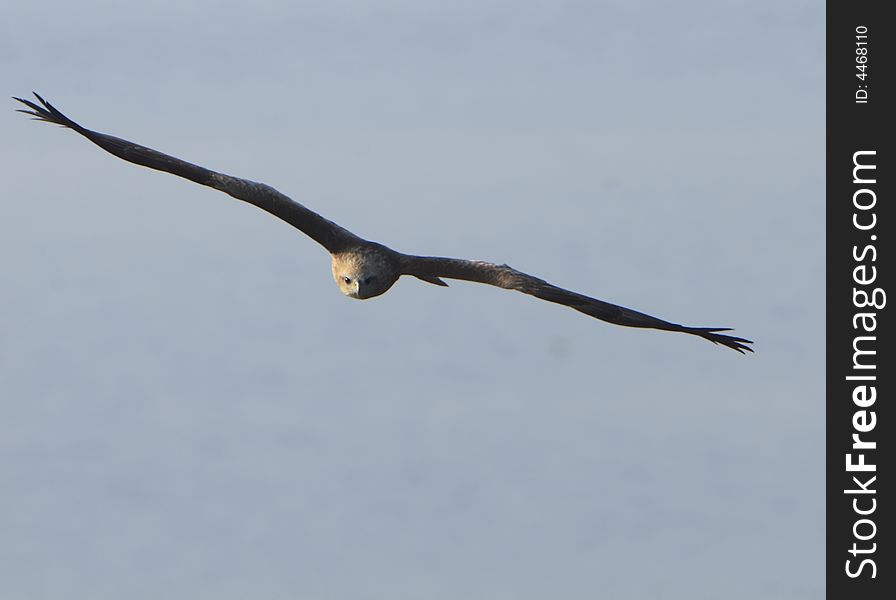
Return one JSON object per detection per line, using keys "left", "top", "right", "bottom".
{"left": 331, "top": 247, "right": 399, "bottom": 299}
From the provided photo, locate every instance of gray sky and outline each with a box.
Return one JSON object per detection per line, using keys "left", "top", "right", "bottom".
{"left": 2, "top": 1, "right": 823, "bottom": 598}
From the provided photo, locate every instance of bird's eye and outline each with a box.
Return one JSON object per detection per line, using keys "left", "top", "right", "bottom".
{"left": 343, "top": 276, "right": 352, "bottom": 284}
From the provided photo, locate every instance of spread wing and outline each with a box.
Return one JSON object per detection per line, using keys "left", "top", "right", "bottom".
{"left": 401, "top": 255, "right": 753, "bottom": 353}
{"left": 14, "top": 93, "right": 360, "bottom": 254}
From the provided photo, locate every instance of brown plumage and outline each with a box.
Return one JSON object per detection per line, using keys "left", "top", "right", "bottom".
{"left": 15, "top": 93, "right": 752, "bottom": 353}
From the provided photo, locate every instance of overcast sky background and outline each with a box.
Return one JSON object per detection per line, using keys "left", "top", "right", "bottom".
{"left": 2, "top": 1, "right": 823, "bottom": 598}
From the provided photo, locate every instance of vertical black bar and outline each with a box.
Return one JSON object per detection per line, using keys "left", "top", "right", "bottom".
{"left": 827, "top": 1, "right": 892, "bottom": 597}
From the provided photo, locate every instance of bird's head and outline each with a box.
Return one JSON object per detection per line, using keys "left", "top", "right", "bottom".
{"left": 331, "top": 251, "right": 397, "bottom": 300}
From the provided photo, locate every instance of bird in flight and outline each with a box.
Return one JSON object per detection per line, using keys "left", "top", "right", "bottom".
{"left": 15, "top": 93, "right": 752, "bottom": 353}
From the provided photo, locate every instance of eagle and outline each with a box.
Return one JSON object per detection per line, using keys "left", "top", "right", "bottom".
{"left": 15, "top": 93, "right": 752, "bottom": 353}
